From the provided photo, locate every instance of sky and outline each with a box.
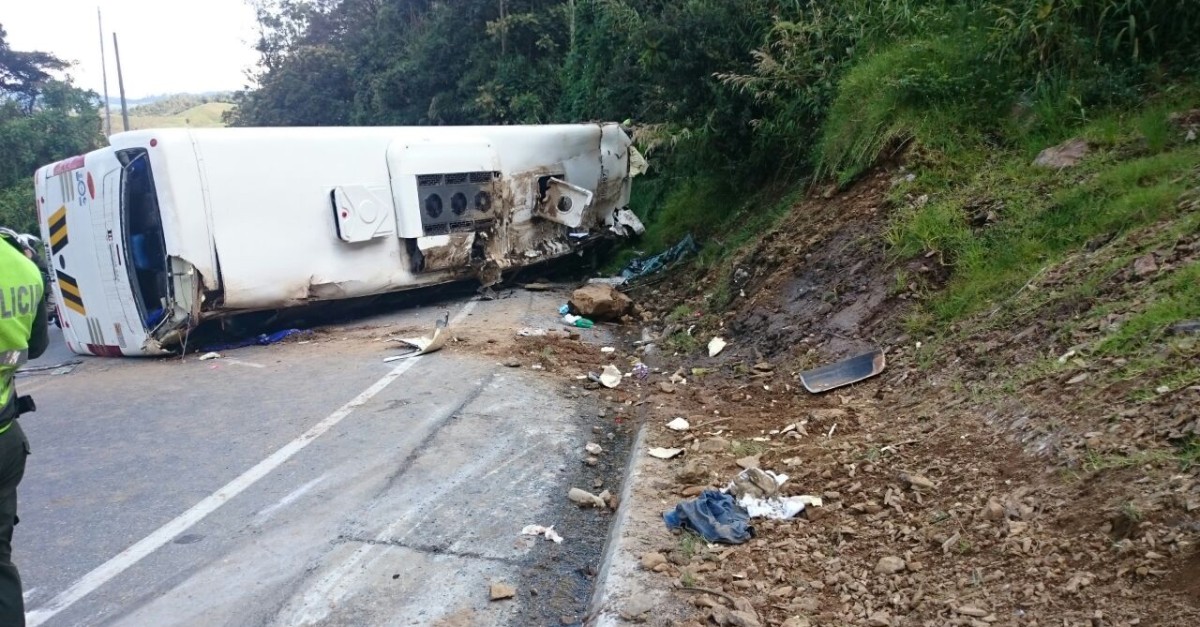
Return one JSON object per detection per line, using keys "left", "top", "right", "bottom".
{"left": 3, "top": 0, "right": 262, "bottom": 99}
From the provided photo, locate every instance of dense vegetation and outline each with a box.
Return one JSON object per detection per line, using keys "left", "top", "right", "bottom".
{"left": 233, "top": 0, "right": 1200, "bottom": 255}
{"left": 0, "top": 26, "right": 104, "bottom": 235}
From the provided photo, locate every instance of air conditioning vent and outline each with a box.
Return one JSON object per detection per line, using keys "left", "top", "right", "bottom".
{"left": 424, "top": 194, "right": 444, "bottom": 218}
{"left": 474, "top": 191, "right": 492, "bottom": 213}
{"left": 451, "top": 192, "right": 468, "bottom": 215}
{"left": 415, "top": 171, "right": 498, "bottom": 234}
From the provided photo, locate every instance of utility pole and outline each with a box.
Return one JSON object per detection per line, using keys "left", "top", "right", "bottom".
{"left": 499, "top": 0, "right": 507, "bottom": 56}
{"left": 97, "top": 8, "right": 112, "bottom": 137}
{"left": 113, "top": 32, "right": 130, "bottom": 132}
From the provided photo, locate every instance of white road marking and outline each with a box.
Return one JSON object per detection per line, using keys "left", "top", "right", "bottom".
{"left": 25, "top": 301, "right": 477, "bottom": 627}
{"left": 251, "top": 473, "right": 329, "bottom": 526}
{"left": 22, "top": 588, "right": 38, "bottom": 602}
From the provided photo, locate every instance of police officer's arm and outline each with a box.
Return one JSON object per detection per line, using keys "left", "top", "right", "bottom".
{"left": 28, "top": 277, "right": 49, "bottom": 359}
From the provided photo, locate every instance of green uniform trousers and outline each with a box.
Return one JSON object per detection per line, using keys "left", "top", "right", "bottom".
{"left": 0, "top": 418, "right": 28, "bottom": 627}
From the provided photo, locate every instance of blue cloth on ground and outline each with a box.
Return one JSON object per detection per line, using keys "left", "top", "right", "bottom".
{"left": 662, "top": 489, "right": 754, "bottom": 544}
{"left": 201, "top": 328, "right": 311, "bottom": 352}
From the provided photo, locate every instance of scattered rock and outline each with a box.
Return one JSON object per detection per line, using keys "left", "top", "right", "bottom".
{"left": 640, "top": 552, "right": 668, "bottom": 570}
{"left": 568, "top": 487, "right": 606, "bottom": 508}
{"left": 875, "top": 555, "right": 906, "bottom": 574}
{"left": 735, "top": 454, "right": 761, "bottom": 470}
{"left": 1133, "top": 254, "right": 1158, "bottom": 278}
{"left": 1033, "top": 137, "right": 1089, "bottom": 169}
{"left": 982, "top": 498, "right": 1006, "bottom": 521}
{"left": 867, "top": 610, "right": 891, "bottom": 626}
{"left": 489, "top": 582, "right": 516, "bottom": 600}
{"left": 780, "top": 618, "right": 811, "bottom": 627}
{"left": 569, "top": 284, "right": 633, "bottom": 321}
{"left": 585, "top": 442, "right": 604, "bottom": 455}
{"left": 648, "top": 447, "right": 684, "bottom": 459}
{"left": 899, "top": 472, "right": 935, "bottom": 490}
{"left": 658, "top": 382, "right": 677, "bottom": 394}
{"left": 620, "top": 592, "right": 656, "bottom": 621}
{"left": 502, "top": 359, "right": 521, "bottom": 368}
{"left": 667, "top": 417, "right": 691, "bottom": 431}
{"left": 726, "top": 610, "right": 762, "bottom": 627}
{"left": 708, "top": 336, "right": 728, "bottom": 357}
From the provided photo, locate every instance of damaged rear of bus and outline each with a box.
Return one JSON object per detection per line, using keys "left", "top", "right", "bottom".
{"left": 35, "top": 123, "right": 644, "bottom": 356}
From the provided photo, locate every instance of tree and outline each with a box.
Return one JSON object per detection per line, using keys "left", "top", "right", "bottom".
{"left": 0, "top": 24, "right": 103, "bottom": 234}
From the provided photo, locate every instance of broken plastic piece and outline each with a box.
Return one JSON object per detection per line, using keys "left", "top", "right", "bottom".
{"left": 199, "top": 352, "right": 222, "bottom": 361}
{"left": 521, "top": 524, "right": 564, "bottom": 544}
{"left": 708, "top": 337, "right": 727, "bottom": 357}
{"left": 799, "top": 348, "right": 886, "bottom": 393}
{"left": 385, "top": 313, "right": 449, "bottom": 361}
{"left": 599, "top": 365, "right": 622, "bottom": 388}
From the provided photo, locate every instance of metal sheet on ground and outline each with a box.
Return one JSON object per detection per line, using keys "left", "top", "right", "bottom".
{"left": 799, "top": 348, "right": 886, "bottom": 393}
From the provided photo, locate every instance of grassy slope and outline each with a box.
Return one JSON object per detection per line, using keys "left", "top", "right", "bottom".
{"left": 128, "top": 102, "right": 233, "bottom": 130}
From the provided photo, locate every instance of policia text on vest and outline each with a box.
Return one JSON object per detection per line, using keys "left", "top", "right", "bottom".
{"left": 0, "top": 233, "right": 49, "bottom": 627}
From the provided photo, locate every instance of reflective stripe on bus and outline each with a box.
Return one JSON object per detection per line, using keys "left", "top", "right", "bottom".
{"left": 49, "top": 205, "right": 69, "bottom": 254}
{"left": 55, "top": 270, "right": 86, "bottom": 315}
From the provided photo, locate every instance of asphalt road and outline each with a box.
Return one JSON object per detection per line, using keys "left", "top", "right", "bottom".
{"left": 12, "top": 291, "right": 623, "bottom": 626}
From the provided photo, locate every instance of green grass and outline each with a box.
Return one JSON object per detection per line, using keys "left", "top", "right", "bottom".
{"left": 1097, "top": 260, "right": 1200, "bottom": 355}
{"left": 888, "top": 138, "right": 1199, "bottom": 325}
{"left": 128, "top": 102, "right": 233, "bottom": 130}
{"left": 1084, "top": 438, "right": 1200, "bottom": 472}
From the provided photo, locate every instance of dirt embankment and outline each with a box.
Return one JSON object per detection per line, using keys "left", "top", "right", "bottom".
{"left": 458, "top": 160, "right": 1200, "bottom": 626}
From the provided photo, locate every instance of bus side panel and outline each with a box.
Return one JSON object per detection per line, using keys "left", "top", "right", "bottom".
{"left": 35, "top": 157, "right": 122, "bottom": 355}
{"left": 195, "top": 133, "right": 417, "bottom": 310}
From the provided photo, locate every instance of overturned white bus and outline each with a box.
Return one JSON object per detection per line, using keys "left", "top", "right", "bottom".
{"left": 34, "top": 124, "right": 644, "bottom": 356}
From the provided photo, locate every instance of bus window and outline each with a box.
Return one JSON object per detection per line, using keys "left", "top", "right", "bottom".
{"left": 117, "top": 149, "right": 171, "bottom": 329}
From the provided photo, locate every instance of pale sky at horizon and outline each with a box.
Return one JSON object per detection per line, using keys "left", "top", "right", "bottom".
{"left": 3, "top": 0, "right": 261, "bottom": 99}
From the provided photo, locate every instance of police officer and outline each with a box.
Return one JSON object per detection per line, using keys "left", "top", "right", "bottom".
{"left": 0, "top": 228, "right": 48, "bottom": 627}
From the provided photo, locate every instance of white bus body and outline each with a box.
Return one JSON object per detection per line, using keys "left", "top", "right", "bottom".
{"left": 34, "top": 124, "right": 644, "bottom": 356}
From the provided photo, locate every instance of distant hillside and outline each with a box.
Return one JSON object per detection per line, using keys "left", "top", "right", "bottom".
{"left": 128, "top": 102, "right": 234, "bottom": 130}
{"left": 129, "top": 92, "right": 235, "bottom": 116}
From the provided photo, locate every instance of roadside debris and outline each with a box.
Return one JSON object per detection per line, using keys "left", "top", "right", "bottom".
{"left": 599, "top": 365, "right": 622, "bottom": 388}
{"left": 708, "top": 337, "right": 727, "bottom": 357}
{"left": 666, "top": 417, "right": 690, "bottom": 431}
{"left": 621, "top": 234, "right": 699, "bottom": 282}
{"left": 798, "top": 347, "right": 886, "bottom": 393}
{"left": 648, "top": 447, "right": 684, "bottom": 459}
{"left": 520, "top": 282, "right": 554, "bottom": 291}
{"left": 585, "top": 442, "right": 604, "bottom": 455}
{"left": 569, "top": 283, "right": 633, "bottom": 321}
{"left": 563, "top": 313, "right": 595, "bottom": 328}
{"left": 521, "top": 524, "right": 564, "bottom": 544}
{"left": 489, "top": 582, "right": 516, "bottom": 601}
{"left": 201, "top": 328, "right": 310, "bottom": 352}
{"left": 199, "top": 352, "right": 222, "bottom": 361}
{"left": 663, "top": 489, "right": 753, "bottom": 544}
{"left": 632, "top": 362, "right": 649, "bottom": 379}
{"left": 385, "top": 313, "right": 449, "bottom": 361}
{"left": 568, "top": 487, "right": 609, "bottom": 508}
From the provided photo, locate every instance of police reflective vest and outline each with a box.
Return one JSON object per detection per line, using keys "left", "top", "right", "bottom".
{"left": 0, "top": 239, "right": 43, "bottom": 434}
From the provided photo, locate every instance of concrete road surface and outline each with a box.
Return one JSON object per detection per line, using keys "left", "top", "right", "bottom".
{"left": 12, "top": 290, "right": 627, "bottom": 626}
